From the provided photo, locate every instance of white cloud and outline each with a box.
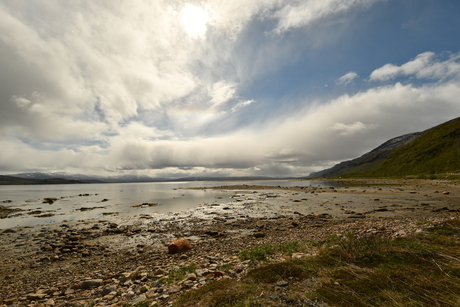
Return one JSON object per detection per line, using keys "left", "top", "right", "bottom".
{"left": 337, "top": 72, "right": 358, "bottom": 85}
{"left": 209, "top": 81, "right": 237, "bottom": 107}
{"left": 370, "top": 51, "right": 460, "bottom": 81}
{"left": 232, "top": 100, "right": 255, "bottom": 112}
{"left": 273, "top": 0, "right": 380, "bottom": 33}
{"left": 330, "top": 121, "right": 374, "bottom": 136}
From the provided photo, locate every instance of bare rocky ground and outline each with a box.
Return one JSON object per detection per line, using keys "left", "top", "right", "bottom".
{"left": 1, "top": 179, "right": 460, "bottom": 307}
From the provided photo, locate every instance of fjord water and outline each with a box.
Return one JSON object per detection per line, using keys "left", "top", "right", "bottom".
{"left": 0, "top": 180, "right": 334, "bottom": 228}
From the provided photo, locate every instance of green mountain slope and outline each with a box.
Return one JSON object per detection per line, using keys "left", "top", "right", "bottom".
{"left": 351, "top": 117, "right": 460, "bottom": 177}
{"left": 308, "top": 132, "right": 422, "bottom": 178}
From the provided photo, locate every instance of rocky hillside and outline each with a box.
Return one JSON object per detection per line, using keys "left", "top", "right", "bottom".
{"left": 362, "top": 117, "right": 460, "bottom": 177}
{"left": 308, "top": 132, "right": 423, "bottom": 178}
{"left": 309, "top": 116, "right": 460, "bottom": 178}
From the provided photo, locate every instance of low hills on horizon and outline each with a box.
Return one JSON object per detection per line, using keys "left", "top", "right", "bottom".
{"left": 309, "top": 116, "right": 460, "bottom": 179}
{"left": 0, "top": 172, "right": 287, "bottom": 185}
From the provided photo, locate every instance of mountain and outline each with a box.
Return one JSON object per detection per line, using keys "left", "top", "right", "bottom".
{"left": 5, "top": 173, "right": 292, "bottom": 185}
{"left": 0, "top": 175, "right": 85, "bottom": 185}
{"left": 11, "top": 172, "right": 106, "bottom": 183}
{"left": 308, "top": 132, "right": 423, "bottom": 178}
{"left": 361, "top": 117, "right": 460, "bottom": 177}
{"left": 309, "top": 117, "right": 460, "bottom": 178}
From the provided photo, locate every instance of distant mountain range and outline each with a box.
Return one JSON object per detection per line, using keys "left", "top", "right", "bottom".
{"left": 309, "top": 117, "right": 460, "bottom": 178}
{"left": 0, "top": 175, "right": 86, "bottom": 185}
{"left": 0, "top": 172, "right": 289, "bottom": 185}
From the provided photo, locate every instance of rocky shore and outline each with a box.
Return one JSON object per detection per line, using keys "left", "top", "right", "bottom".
{"left": 1, "top": 179, "right": 459, "bottom": 307}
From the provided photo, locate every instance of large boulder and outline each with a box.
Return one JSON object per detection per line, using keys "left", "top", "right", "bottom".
{"left": 168, "top": 238, "right": 192, "bottom": 254}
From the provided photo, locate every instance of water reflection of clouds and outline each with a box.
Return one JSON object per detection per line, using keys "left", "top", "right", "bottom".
{"left": 1, "top": 180, "right": 329, "bottom": 228}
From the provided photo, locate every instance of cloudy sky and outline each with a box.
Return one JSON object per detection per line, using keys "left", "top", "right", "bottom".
{"left": 1, "top": 0, "right": 460, "bottom": 178}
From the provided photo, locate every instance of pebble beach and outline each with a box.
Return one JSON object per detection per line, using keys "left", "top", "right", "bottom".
{"left": 1, "top": 179, "right": 460, "bottom": 306}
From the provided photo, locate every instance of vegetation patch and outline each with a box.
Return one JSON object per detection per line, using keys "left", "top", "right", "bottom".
{"left": 244, "top": 260, "right": 314, "bottom": 283}
{"left": 173, "top": 279, "right": 263, "bottom": 307}
{"left": 175, "top": 220, "right": 460, "bottom": 306}
{"left": 156, "top": 263, "right": 198, "bottom": 285}
{"left": 239, "top": 241, "right": 309, "bottom": 262}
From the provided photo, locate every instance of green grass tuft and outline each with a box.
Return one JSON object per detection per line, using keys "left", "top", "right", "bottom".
{"left": 157, "top": 263, "right": 198, "bottom": 285}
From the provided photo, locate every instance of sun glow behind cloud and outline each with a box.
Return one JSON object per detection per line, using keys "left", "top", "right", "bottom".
{"left": 181, "top": 4, "right": 209, "bottom": 37}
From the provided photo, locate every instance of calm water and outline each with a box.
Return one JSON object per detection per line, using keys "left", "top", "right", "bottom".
{"left": 0, "top": 180, "right": 334, "bottom": 228}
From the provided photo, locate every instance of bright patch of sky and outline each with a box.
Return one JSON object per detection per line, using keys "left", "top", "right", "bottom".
{"left": 0, "top": 0, "right": 459, "bottom": 178}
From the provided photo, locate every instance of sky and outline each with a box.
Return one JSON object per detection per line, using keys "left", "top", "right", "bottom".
{"left": 1, "top": 0, "right": 460, "bottom": 178}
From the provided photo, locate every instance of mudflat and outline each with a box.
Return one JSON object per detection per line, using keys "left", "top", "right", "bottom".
{"left": 1, "top": 179, "right": 459, "bottom": 306}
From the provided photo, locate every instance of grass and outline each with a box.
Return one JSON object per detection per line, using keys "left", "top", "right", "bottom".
{"left": 238, "top": 241, "right": 309, "bottom": 262}
{"left": 173, "top": 279, "right": 263, "bottom": 307}
{"left": 311, "top": 227, "right": 460, "bottom": 306}
{"left": 155, "top": 263, "right": 198, "bottom": 285}
{"left": 174, "top": 219, "right": 460, "bottom": 307}
{"left": 244, "top": 260, "right": 314, "bottom": 283}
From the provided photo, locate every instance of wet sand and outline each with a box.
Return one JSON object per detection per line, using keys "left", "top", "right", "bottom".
{"left": 1, "top": 179, "right": 459, "bottom": 306}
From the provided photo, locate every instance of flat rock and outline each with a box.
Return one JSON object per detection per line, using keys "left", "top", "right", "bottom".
{"left": 80, "top": 279, "right": 103, "bottom": 289}
{"left": 26, "top": 293, "right": 46, "bottom": 301}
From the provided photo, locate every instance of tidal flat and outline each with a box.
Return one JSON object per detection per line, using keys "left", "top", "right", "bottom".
{"left": 0, "top": 179, "right": 459, "bottom": 306}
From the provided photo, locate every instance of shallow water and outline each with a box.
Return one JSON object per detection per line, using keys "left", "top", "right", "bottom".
{"left": 0, "top": 180, "right": 334, "bottom": 228}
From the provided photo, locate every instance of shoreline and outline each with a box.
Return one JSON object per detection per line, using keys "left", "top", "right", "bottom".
{"left": 1, "top": 179, "right": 460, "bottom": 306}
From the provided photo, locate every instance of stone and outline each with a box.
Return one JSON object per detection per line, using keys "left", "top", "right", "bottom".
{"left": 168, "top": 238, "right": 192, "bottom": 254}
{"left": 131, "top": 294, "right": 146, "bottom": 305}
{"left": 26, "top": 293, "right": 46, "bottom": 301}
{"left": 145, "top": 290, "right": 157, "bottom": 299}
{"left": 211, "top": 270, "right": 225, "bottom": 278}
{"left": 120, "top": 266, "right": 145, "bottom": 282}
{"left": 276, "top": 280, "right": 289, "bottom": 287}
{"left": 292, "top": 253, "right": 307, "bottom": 259}
{"left": 154, "top": 268, "right": 165, "bottom": 275}
{"left": 101, "top": 285, "right": 117, "bottom": 296}
{"left": 103, "top": 294, "right": 115, "bottom": 301}
{"left": 138, "top": 285, "right": 149, "bottom": 293}
{"left": 186, "top": 273, "right": 197, "bottom": 281}
{"left": 4, "top": 298, "right": 17, "bottom": 305}
{"left": 168, "top": 286, "right": 181, "bottom": 294}
{"left": 80, "top": 279, "right": 104, "bottom": 289}
{"left": 253, "top": 232, "right": 265, "bottom": 238}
